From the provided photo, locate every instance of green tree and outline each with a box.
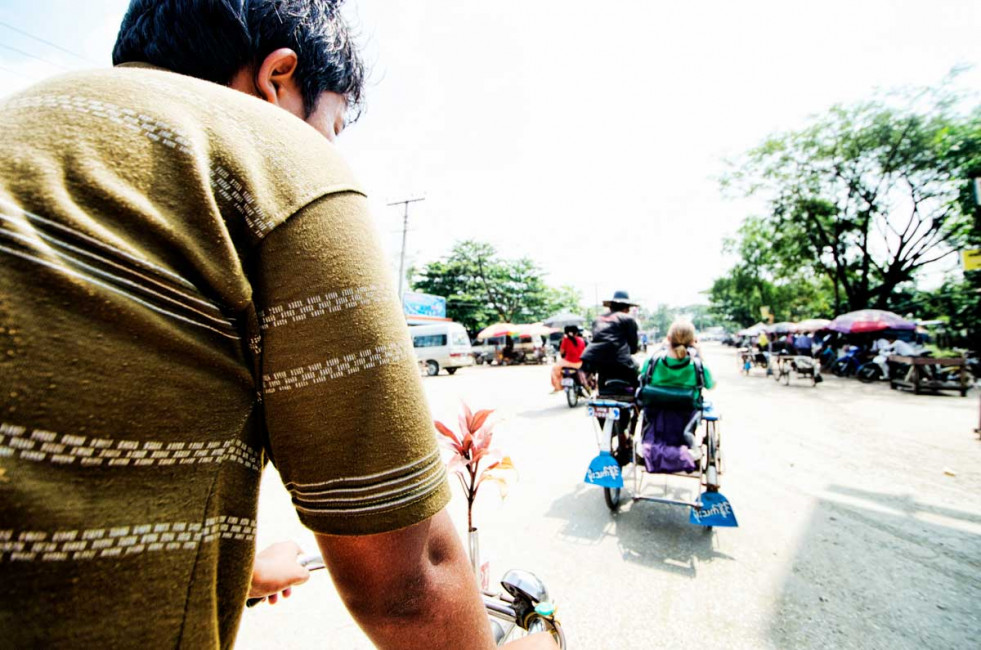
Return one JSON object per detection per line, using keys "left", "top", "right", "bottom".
{"left": 410, "top": 240, "right": 571, "bottom": 334}
{"left": 708, "top": 217, "right": 836, "bottom": 327}
{"left": 543, "top": 285, "right": 584, "bottom": 318}
{"left": 724, "top": 84, "right": 979, "bottom": 311}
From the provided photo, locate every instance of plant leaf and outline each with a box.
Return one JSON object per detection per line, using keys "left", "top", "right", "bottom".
{"left": 447, "top": 454, "right": 469, "bottom": 477}
{"left": 434, "top": 420, "right": 460, "bottom": 446}
{"left": 473, "top": 426, "right": 494, "bottom": 452}
{"left": 470, "top": 409, "right": 493, "bottom": 433}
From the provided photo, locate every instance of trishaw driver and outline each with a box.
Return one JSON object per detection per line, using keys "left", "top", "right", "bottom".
{"left": 0, "top": 1, "right": 554, "bottom": 649}
{"left": 581, "top": 290, "right": 641, "bottom": 390}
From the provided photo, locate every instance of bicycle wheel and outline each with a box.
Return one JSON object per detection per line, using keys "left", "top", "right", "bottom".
{"left": 565, "top": 387, "right": 577, "bottom": 408}
{"left": 704, "top": 420, "right": 720, "bottom": 489}
{"left": 603, "top": 427, "right": 622, "bottom": 512}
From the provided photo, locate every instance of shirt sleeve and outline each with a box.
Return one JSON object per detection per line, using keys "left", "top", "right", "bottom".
{"left": 703, "top": 365, "right": 716, "bottom": 390}
{"left": 626, "top": 317, "right": 639, "bottom": 354}
{"left": 252, "top": 191, "right": 450, "bottom": 536}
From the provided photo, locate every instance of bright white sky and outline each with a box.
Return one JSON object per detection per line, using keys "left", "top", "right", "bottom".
{"left": 1, "top": 0, "right": 979, "bottom": 309}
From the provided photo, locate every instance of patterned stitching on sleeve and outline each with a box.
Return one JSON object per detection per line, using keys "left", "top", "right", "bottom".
{"left": 259, "top": 285, "right": 386, "bottom": 330}
{"left": 262, "top": 341, "right": 409, "bottom": 395}
{"left": 210, "top": 166, "right": 274, "bottom": 238}
{"left": 4, "top": 93, "right": 274, "bottom": 241}
{"left": 0, "top": 423, "right": 261, "bottom": 471}
{"left": 5, "top": 94, "right": 193, "bottom": 154}
{"left": 0, "top": 516, "right": 256, "bottom": 562}
{"left": 293, "top": 466, "right": 447, "bottom": 517}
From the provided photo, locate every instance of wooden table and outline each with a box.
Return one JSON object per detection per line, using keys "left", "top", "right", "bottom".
{"left": 888, "top": 355, "right": 970, "bottom": 396}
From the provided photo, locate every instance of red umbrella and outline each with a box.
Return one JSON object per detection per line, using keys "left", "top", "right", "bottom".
{"left": 828, "top": 309, "right": 915, "bottom": 334}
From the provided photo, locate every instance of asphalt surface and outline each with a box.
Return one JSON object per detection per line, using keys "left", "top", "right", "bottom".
{"left": 237, "top": 343, "right": 980, "bottom": 649}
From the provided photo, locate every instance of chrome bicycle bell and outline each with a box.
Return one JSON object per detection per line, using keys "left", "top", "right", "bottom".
{"left": 501, "top": 570, "right": 548, "bottom": 604}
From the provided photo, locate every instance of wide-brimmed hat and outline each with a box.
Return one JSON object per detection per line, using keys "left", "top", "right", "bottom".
{"left": 602, "top": 290, "right": 638, "bottom": 307}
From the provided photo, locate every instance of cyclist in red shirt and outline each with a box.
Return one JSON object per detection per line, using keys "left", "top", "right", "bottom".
{"left": 551, "top": 325, "right": 587, "bottom": 391}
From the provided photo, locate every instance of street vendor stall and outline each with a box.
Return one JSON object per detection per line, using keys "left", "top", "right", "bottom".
{"left": 889, "top": 356, "right": 971, "bottom": 396}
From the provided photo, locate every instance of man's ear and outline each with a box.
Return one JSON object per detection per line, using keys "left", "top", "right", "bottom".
{"left": 253, "top": 48, "right": 305, "bottom": 115}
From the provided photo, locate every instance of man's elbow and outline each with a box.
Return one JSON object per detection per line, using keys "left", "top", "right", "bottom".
{"left": 347, "top": 559, "right": 447, "bottom": 623}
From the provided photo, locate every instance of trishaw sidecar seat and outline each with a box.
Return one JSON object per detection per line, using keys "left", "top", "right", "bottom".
{"left": 599, "top": 378, "right": 635, "bottom": 397}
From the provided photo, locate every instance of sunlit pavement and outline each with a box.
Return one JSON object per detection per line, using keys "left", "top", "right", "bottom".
{"left": 237, "top": 343, "right": 980, "bottom": 649}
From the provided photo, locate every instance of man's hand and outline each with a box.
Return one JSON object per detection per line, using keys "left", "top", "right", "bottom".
{"left": 249, "top": 541, "right": 311, "bottom": 604}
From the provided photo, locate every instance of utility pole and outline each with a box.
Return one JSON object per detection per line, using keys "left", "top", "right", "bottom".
{"left": 387, "top": 196, "right": 425, "bottom": 304}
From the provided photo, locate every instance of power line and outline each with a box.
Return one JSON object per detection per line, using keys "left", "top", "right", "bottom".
{"left": 0, "top": 21, "right": 100, "bottom": 65}
{"left": 0, "top": 42, "right": 70, "bottom": 71}
{"left": 0, "top": 63, "right": 32, "bottom": 81}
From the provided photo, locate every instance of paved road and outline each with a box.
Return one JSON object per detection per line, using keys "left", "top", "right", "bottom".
{"left": 238, "top": 343, "right": 980, "bottom": 649}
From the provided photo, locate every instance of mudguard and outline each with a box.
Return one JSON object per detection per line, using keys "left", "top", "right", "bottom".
{"left": 583, "top": 451, "right": 623, "bottom": 488}
{"left": 689, "top": 491, "right": 738, "bottom": 527}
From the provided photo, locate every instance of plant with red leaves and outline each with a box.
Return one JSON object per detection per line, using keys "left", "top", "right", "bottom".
{"left": 434, "top": 402, "right": 516, "bottom": 533}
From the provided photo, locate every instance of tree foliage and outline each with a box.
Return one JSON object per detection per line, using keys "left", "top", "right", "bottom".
{"left": 635, "top": 303, "right": 722, "bottom": 337}
{"left": 409, "top": 240, "right": 583, "bottom": 334}
{"left": 722, "top": 84, "right": 980, "bottom": 313}
{"left": 708, "top": 217, "right": 837, "bottom": 327}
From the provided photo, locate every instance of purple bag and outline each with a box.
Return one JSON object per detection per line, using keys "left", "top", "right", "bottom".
{"left": 641, "top": 407, "right": 697, "bottom": 473}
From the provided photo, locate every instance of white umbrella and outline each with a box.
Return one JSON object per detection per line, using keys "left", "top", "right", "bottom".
{"left": 543, "top": 311, "right": 585, "bottom": 328}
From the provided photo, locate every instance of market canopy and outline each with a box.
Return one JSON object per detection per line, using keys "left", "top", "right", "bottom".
{"left": 476, "top": 322, "right": 517, "bottom": 339}
{"left": 476, "top": 322, "right": 557, "bottom": 339}
{"left": 828, "top": 309, "right": 915, "bottom": 334}
{"left": 543, "top": 311, "right": 585, "bottom": 328}
{"left": 738, "top": 322, "right": 768, "bottom": 336}
{"left": 515, "top": 323, "right": 556, "bottom": 337}
{"left": 766, "top": 321, "right": 798, "bottom": 335}
{"left": 796, "top": 318, "right": 831, "bottom": 332}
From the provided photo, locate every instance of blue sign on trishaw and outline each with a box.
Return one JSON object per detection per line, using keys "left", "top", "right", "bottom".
{"left": 583, "top": 451, "right": 623, "bottom": 489}
{"left": 689, "top": 491, "right": 738, "bottom": 527}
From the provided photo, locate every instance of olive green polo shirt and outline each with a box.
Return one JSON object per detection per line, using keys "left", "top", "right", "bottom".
{"left": 0, "top": 64, "right": 448, "bottom": 648}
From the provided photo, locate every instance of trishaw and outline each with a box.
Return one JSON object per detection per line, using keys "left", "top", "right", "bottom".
{"left": 738, "top": 347, "right": 769, "bottom": 375}
{"left": 583, "top": 372, "right": 737, "bottom": 529}
{"left": 771, "top": 354, "right": 819, "bottom": 386}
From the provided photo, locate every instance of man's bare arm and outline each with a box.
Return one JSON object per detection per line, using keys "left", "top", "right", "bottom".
{"left": 316, "top": 509, "right": 556, "bottom": 649}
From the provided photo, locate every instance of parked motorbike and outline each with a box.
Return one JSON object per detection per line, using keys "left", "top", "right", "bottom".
{"left": 856, "top": 346, "right": 892, "bottom": 383}
{"left": 831, "top": 345, "right": 866, "bottom": 377}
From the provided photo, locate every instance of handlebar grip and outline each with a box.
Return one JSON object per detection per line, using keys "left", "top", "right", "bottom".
{"left": 245, "top": 597, "right": 265, "bottom": 608}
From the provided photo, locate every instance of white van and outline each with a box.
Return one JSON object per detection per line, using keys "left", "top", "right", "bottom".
{"left": 410, "top": 322, "right": 474, "bottom": 376}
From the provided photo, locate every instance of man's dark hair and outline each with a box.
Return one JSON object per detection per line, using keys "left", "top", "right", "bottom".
{"left": 112, "top": 0, "right": 364, "bottom": 118}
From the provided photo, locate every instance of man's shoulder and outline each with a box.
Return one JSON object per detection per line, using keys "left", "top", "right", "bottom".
{"left": 14, "top": 66, "right": 359, "bottom": 194}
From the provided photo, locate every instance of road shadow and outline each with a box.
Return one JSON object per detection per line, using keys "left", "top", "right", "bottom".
{"left": 515, "top": 403, "right": 582, "bottom": 420}
{"left": 544, "top": 480, "right": 733, "bottom": 578}
{"left": 767, "top": 483, "right": 981, "bottom": 649}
